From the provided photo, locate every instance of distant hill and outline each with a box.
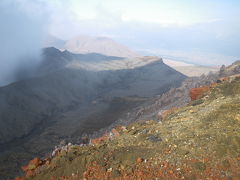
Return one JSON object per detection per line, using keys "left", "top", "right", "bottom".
{"left": 44, "top": 35, "right": 139, "bottom": 58}
{"left": 163, "top": 59, "right": 219, "bottom": 77}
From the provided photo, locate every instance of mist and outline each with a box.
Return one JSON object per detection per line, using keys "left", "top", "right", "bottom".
{"left": 45, "top": 0, "right": 240, "bottom": 66}
{"left": 0, "top": 0, "right": 239, "bottom": 87}
{"left": 0, "top": 0, "right": 47, "bottom": 86}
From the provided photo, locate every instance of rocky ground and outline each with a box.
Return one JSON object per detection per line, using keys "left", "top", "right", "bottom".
{"left": 16, "top": 70, "right": 240, "bottom": 179}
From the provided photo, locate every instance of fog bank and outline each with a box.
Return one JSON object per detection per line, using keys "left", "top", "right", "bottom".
{"left": 0, "top": 0, "right": 47, "bottom": 86}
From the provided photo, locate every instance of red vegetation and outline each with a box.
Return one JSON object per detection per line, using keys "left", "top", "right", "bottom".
{"left": 14, "top": 177, "right": 23, "bottom": 180}
{"left": 21, "top": 157, "right": 42, "bottom": 176}
{"left": 111, "top": 128, "right": 120, "bottom": 137}
{"left": 190, "top": 86, "right": 210, "bottom": 101}
{"left": 91, "top": 133, "right": 109, "bottom": 145}
{"left": 82, "top": 157, "right": 240, "bottom": 180}
{"left": 91, "top": 128, "right": 120, "bottom": 145}
{"left": 161, "top": 107, "right": 179, "bottom": 119}
{"left": 17, "top": 157, "right": 51, "bottom": 179}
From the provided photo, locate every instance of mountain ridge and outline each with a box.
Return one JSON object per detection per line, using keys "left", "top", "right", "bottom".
{"left": 0, "top": 48, "right": 186, "bottom": 179}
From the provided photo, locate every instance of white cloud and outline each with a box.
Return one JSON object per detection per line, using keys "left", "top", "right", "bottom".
{"left": 0, "top": 0, "right": 49, "bottom": 86}
{"left": 2, "top": 0, "right": 239, "bottom": 66}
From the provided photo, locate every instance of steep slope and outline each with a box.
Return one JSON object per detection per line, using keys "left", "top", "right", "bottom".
{"left": 0, "top": 56, "right": 185, "bottom": 144}
{"left": 0, "top": 49, "right": 186, "bottom": 179}
{"left": 63, "top": 35, "right": 139, "bottom": 58}
{"left": 110, "top": 61, "right": 240, "bottom": 125}
{"left": 19, "top": 71, "right": 240, "bottom": 180}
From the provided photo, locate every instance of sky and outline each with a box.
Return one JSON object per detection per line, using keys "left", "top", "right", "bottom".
{"left": 0, "top": 0, "right": 240, "bottom": 86}
{"left": 37, "top": 0, "right": 240, "bottom": 64}
{"left": 0, "top": 0, "right": 47, "bottom": 86}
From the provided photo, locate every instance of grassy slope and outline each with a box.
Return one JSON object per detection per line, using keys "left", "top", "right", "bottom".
{"left": 24, "top": 76, "right": 240, "bottom": 180}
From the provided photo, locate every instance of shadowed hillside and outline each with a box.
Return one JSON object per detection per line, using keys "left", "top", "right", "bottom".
{"left": 0, "top": 48, "right": 186, "bottom": 179}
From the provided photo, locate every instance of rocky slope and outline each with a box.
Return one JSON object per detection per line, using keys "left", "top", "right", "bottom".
{"left": 0, "top": 48, "right": 186, "bottom": 179}
{"left": 17, "top": 65, "right": 240, "bottom": 180}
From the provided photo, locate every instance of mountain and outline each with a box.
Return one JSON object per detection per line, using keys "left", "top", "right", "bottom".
{"left": 16, "top": 61, "right": 240, "bottom": 180}
{"left": 0, "top": 48, "right": 186, "bottom": 179}
{"left": 45, "top": 35, "right": 140, "bottom": 58}
{"left": 36, "top": 47, "right": 124, "bottom": 75}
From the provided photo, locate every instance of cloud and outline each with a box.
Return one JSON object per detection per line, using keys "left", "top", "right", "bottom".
{"left": 0, "top": 0, "right": 49, "bottom": 86}
{"left": 0, "top": 0, "right": 239, "bottom": 74}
